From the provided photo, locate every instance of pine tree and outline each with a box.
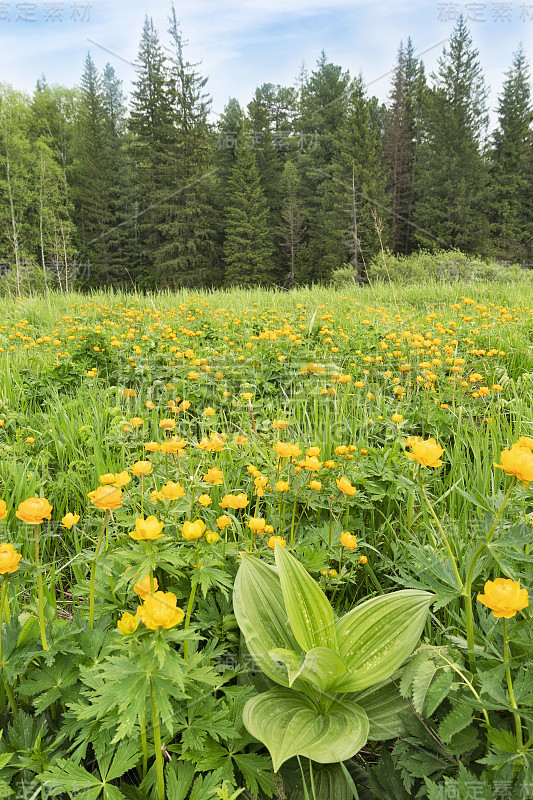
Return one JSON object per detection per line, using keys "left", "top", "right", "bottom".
{"left": 489, "top": 45, "right": 533, "bottom": 263}
{"left": 279, "top": 160, "right": 304, "bottom": 287}
{"left": 414, "top": 17, "right": 490, "bottom": 253}
{"left": 223, "top": 131, "right": 274, "bottom": 287}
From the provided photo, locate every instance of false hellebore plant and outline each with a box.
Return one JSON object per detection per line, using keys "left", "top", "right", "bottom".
{"left": 233, "top": 545, "right": 433, "bottom": 774}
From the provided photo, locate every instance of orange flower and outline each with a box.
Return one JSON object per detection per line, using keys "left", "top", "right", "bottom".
{"left": 133, "top": 574, "right": 158, "bottom": 599}
{"left": 88, "top": 486, "right": 123, "bottom": 510}
{"left": 336, "top": 477, "right": 356, "bottom": 497}
{"left": 0, "top": 542, "right": 22, "bottom": 574}
{"left": 216, "top": 514, "right": 231, "bottom": 529}
{"left": 340, "top": 531, "right": 358, "bottom": 550}
{"left": 197, "top": 494, "right": 212, "bottom": 507}
{"left": 16, "top": 497, "right": 53, "bottom": 525}
{"left": 0, "top": 500, "right": 7, "bottom": 521}
{"left": 477, "top": 578, "right": 529, "bottom": 619}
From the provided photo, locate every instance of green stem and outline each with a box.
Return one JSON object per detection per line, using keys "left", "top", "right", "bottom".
{"left": 89, "top": 510, "right": 110, "bottom": 631}
{"left": 464, "top": 478, "right": 516, "bottom": 661}
{"left": 428, "top": 645, "right": 489, "bottom": 728}
{"left": 183, "top": 580, "right": 198, "bottom": 660}
{"left": 140, "top": 702, "right": 148, "bottom": 778}
{"left": 150, "top": 679, "right": 165, "bottom": 800}
{"left": 503, "top": 618, "right": 523, "bottom": 748}
{"left": 34, "top": 525, "right": 49, "bottom": 650}
{"left": 418, "top": 468, "right": 463, "bottom": 590}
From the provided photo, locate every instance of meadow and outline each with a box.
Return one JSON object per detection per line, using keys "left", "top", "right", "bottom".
{"left": 0, "top": 280, "right": 532, "bottom": 800}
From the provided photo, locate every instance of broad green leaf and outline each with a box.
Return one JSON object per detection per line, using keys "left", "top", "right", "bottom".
{"left": 354, "top": 679, "right": 410, "bottom": 740}
{"left": 274, "top": 545, "right": 337, "bottom": 652}
{"left": 270, "top": 646, "right": 360, "bottom": 694}
{"left": 233, "top": 554, "right": 301, "bottom": 686}
{"left": 243, "top": 687, "right": 369, "bottom": 772}
{"left": 336, "top": 590, "right": 433, "bottom": 690}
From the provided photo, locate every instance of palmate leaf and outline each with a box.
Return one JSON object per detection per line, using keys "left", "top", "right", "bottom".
{"left": 274, "top": 545, "right": 337, "bottom": 652}
{"left": 335, "top": 590, "right": 433, "bottom": 690}
{"left": 243, "top": 687, "right": 369, "bottom": 772}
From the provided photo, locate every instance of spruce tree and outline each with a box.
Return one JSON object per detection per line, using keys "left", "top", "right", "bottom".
{"left": 489, "top": 45, "right": 533, "bottom": 263}
{"left": 223, "top": 130, "right": 274, "bottom": 287}
{"left": 414, "top": 17, "right": 490, "bottom": 253}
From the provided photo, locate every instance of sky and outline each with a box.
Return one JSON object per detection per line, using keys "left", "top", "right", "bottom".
{"left": 1, "top": 0, "right": 532, "bottom": 124}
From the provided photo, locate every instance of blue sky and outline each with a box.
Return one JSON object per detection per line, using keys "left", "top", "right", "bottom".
{"left": 1, "top": 0, "right": 532, "bottom": 125}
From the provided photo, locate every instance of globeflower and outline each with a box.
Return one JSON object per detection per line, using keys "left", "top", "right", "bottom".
{"left": 205, "top": 530, "right": 219, "bottom": 544}
{"left": 88, "top": 485, "right": 123, "bottom": 510}
{"left": 204, "top": 467, "right": 223, "bottom": 485}
{"left": 494, "top": 443, "right": 533, "bottom": 486}
{"left": 337, "top": 477, "right": 356, "bottom": 497}
{"left": 477, "top": 578, "right": 529, "bottom": 619}
{"left": 133, "top": 574, "right": 158, "bottom": 599}
{"left": 129, "top": 516, "right": 165, "bottom": 541}
{"left": 0, "top": 542, "right": 22, "bottom": 574}
{"left": 219, "top": 493, "right": 249, "bottom": 510}
{"left": 216, "top": 514, "right": 231, "bottom": 529}
{"left": 181, "top": 520, "right": 206, "bottom": 541}
{"left": 274, "top": 441, "right": 302, "bottom": 459}
{"left": 161, "top": 481, "right": 185, "bottom": 501}
{"left": 275, "top": 481, "right": 290, "bottom": 492}
{"left": 247, "top": 517, "right": 266, "bottom": 533}
{"left": 268, "top": 535, "right": 286, "bottom": 549}
{"left": 299, "top": 455, "right": 323, "bottom": 471}
{"left": 405, "top": 438, "right": 444, "bottom": 468}
{"left": 117, "top": 611, "right": 140, "bottom": 635}
{"left": 61, "top": 512, "right": 80, "bottom": 530}
{"left": 0, "top": 500, "right": 7, "bottom": 521}
{"left": 16, "top": 497, "right": 53, "bottom": 525}
{"left": 112, "top": 471, "right": 131, "bottom": 487}
{"left": 159, "top": 418, "right": 176, "bottom": 431}
{"left": 130, "top": 461, "right": 152, "bottom": 476}
{"left": 340, "top": 531, "right": 358, "bottom": 550}
{"left": 142, "top": 591, "right": 185, "bottom": 630}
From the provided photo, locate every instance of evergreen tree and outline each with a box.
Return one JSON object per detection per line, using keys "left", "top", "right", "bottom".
{"left": 129, "top": 16, "right": 174, "bottom": 287}
{"left": 155, "top": 5, "right": 219, "bottom": 287}
{"left": 223, "top": 130, "right": 274, "bottom": 286}
{"left": 414, "top": 17, "right": 490, "bottom": 253}
{"left": 278, "top": 160, "right": 304, "bottom": 287}
{"left": 384, "top": 38, "right": 426, "bottom": 254}
{"left": 489, "top": 45, "right": 533, "bottom": 263}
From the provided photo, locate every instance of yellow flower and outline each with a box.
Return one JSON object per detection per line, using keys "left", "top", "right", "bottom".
{"left": 216, "top": 514, "right": 231, "bottom": 529}
{"left": 247, "top": 517, "right": 266, "bottom": 532}
{"left": 205, "top": 530, "right": 220, "bottom": 544}
{"left": 181, "top": 520, "right": 206, "bottom": 541}
{"left": 112, "top": 471, "right": 131, "bottom": 487}
{"left": 234, "top": 435, "right": 248, "bottom": 445}
{"left": 494, "top": 444, "right": 533, "bottom": 486}
{"left": 309, "top": 480, "right": 322, "bottom": 491}
{"left": 26, "top": 437, "right": 35, "bottom": 444}
{"left": 99, "top": 473, "right": 116, "bottom": 485}
{"left": 477, "top": 578, "right": 529, "bottom": 619}
{"left": 405, "top": 438, "right": 444, "bottom": 468}
{"left": 142, "top": 591, "right": 184, "bottom": 630}
{"left": 274, "top": 441, "right": 302, "bottom": 459}
{"left": 203, "top": 407, "right": 215, "bottom": 416}
{"left": 517, "top": 437, "right": 533, "bottom": 451}
{"left": 337, "top": 477, "right": 356, "bottom": 497}
{"left": 144, "top": 441, "right": 160, "bottom": 452}
{"left": 129, "top": 516, "right": 165, "bottom": 541}
{"left": 123, "top": 389, "right": 136, "bottom": 398}
{"left": 241, "top": 392, "right": 253, "bottom": 400}
{"left": 129, "top": 417, "right": 144, "bottom": 428}
{"left": 204, "top": 467, "right": 223, "bottom": 485}
{"left": 268, "top": 535, "right": 286, "bottom": 549}
{"left": 161, "top": 481, "right": 185, "bottom": 501}
{"left": 275, "top": 481, "right": 290, "bottom": 492}
{"left": 0, "top": 542, "right": 22, "bottom": 574}
{"left": 359, "top": 555, "right": 368, "bottom": 565}
{"left": 133, "top": 574, "right": 158, "bottom": 599}
{"left": 0, "top": 500, "right": 7, "bottom": 521}
{"left": 61, "top": 512, "right": 80, "bottom": 530}
{"left": 159, "top": 418, "right": 176, "bottom": 430}
{"left": 391, "top": 414, "right": 403, "bottom": 423}
{"left": 145, "top": 401, "right": 155, "bottom": 410}
{"left": 197, "top": 494, "right": 212, "bottom": 507}
{"left": 219, "top": 493, "right": 249, "bottom": 510}
{"left": 117, "top": 611, "right": 139, "bottom": 635}
{"left": 299, "top": 455, "right": 323, "bottom": 471}
{"left": 306, "top": 446, "right": 320, "bottom": 457}
{"left": 273, "top": 419, "right": 289, "bottom": 430}
{"left": 16, "top": 497, "right": 53, "bottom": 524}
{"left": 340, "top": 531, "right": 358, "bottom": 550}
{"left": 130, "top": 461, "right": 152, "bottom": 476}
{"left": 88, "top": 485, "right": 123, "bottom": 510}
